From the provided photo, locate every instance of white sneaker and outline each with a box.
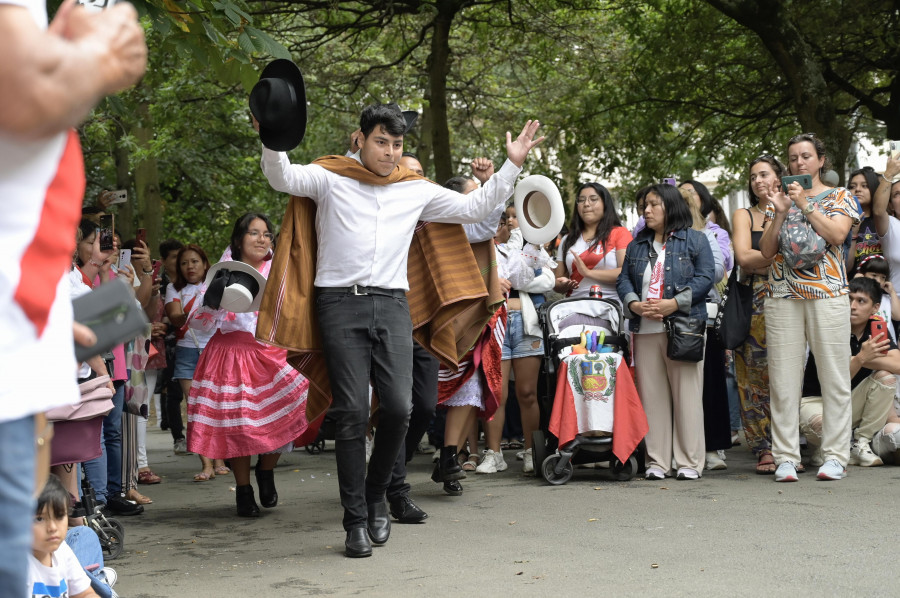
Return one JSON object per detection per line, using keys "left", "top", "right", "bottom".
{"left": 516, "top": 450, "right": 525, "bottom": 461}
{"left": 476, "top": 450, "right": 499, "bottom": 474}
{"left": 774, "top": 461, "right": 798, "bottom": 482}
{"left": 99, "top": 567, "right": 117, "bottom": 587}
{"left": 522, "top": 448, "right": 533, "bottom": 473}
{"left": 850, "top": 439, "right": 883, "bottom": 467}
{"left": 417, "top": 441, "right": 436, "bottom": 454}
{"left": 173, "top": 438, "right": 190, "bottom": 455}
{"left": 705, "top": 450, "right": 727, "bottom": 470}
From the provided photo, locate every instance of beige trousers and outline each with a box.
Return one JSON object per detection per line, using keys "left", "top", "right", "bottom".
{"left": 800, "top": 373, "right": 895, "bottom": 446}
{"left": 634, "top": 332, "right": 706, "bottom": 473}
{"left": 765, "top": 296, "right": 852, "bottom": 466}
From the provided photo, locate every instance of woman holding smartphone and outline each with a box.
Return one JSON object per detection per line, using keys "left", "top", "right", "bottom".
{"left": 731, "top": 155, "right": 781, "bottom": 474}
{"left": 759, "top": 133, "right": 859, "bottom": 482}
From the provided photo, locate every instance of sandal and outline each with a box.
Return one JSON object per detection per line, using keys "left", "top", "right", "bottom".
{"left": 456, "top": 449, "right": 470, "bottom": 467}
{"left": 138, "top": 470, "right": 162, "bottom": 485}
{"left": 756, "top": 451, "right": 776, "bottom": 475}
{"left": 214, "top": 466, "right": 231, "bottom": 476}
{"left": 126, "top": 489, "right": 153, "bottom": 504}
{"left": 462, "top": 453, "right": 479, "bottom": 472}
{"left": 193, "top": 471, "right": 215, "bottom": 482}
{"left": 507, "top": 439, "right": 524, "bottom": 450}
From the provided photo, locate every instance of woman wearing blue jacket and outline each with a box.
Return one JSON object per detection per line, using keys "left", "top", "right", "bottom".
{"left": 617, "top": 184, "right": 716, "bottom": 480}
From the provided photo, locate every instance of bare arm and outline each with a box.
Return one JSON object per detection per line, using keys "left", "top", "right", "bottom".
{"left": 732, "top": 208, "right": 772, "bottom": 273}
{"left": 872, "top": 156, "right": 900, "bottom": 237}
{"left": 0, "top": 0, "right": 146, "bottom": 140}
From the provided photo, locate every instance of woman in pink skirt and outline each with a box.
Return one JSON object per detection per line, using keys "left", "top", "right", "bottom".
{"left": 187, "top": 213, "right": 309, "bottom": 517}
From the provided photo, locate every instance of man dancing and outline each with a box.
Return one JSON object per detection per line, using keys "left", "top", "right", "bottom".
{"left": 257, "top": 101, "right": 542, "bottom": 557}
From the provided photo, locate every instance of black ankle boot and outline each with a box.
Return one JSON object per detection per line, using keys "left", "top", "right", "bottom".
{"left": 432, "top": 445, "right": 465, "bottom": 483}
{"left": 236, "top": 485, "right": 260, "bottom": 517}
{"left": 255, "top": 465, "right": 278, "bottom": 508}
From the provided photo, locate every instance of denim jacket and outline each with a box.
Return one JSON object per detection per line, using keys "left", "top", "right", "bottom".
{"left": 616, "top": 227, "right": 715, "bottom": 333}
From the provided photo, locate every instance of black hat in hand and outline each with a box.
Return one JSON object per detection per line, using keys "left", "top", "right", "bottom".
{"left": 249, "top": 59, "right": 307, "bottom": 152}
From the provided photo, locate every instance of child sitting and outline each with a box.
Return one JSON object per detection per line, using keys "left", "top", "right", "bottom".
{"left": 28, "top": 475, "right": 98, "bottom": 598}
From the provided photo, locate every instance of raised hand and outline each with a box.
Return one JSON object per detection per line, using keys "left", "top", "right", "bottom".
{"left": 505, "top": 120, "right": 545, "bottom": 167}
{"left": 764, "top": 185, "right": 792, "bottom": 215}
{"left": 471, "top": 157, "right": 494, "bottom": 184}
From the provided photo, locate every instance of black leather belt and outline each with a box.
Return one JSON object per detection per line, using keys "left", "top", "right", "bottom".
{"left": 316, "top": 285, "right": 406, "bottom": 298}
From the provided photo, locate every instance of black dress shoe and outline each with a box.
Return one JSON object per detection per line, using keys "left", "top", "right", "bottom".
{"left": 366, "top": 500, "right": 391, "bottom": 545}
{"left": 389, "top": 496, "right": 428, "bottom": 523}
{"left": 345, "top": 528, "right": 372, "bottom": 558}
{"left": 105, "top": 494, "right": 144, "bottom": 516}
{"left": 235, "top": 485, "right": 260, "bottom": 518}
{"left": 443, "top": 480, "right": 463, "bottom": 496}
{"left": 254, "top": 465, "right": 278, "bottom": 508}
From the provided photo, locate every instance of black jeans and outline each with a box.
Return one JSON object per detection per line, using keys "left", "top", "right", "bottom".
{"left": 386, "top": 341, "right": 439, "bottom": 503}
{"left": 316, "top": 290, "right": 414, "bottom": 531}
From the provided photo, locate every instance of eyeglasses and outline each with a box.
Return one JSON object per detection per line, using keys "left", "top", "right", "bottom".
{"left": 247, "top": 230, "right": 274, "bottom": 241}
{"left": 575, "top": 195, "right": 601, "bottom": 205}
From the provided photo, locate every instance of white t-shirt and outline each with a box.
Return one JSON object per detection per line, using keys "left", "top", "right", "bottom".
{"left": 165, "top": 282, "right": 215, "bottom": 349}
{"left": 166, "top": 282, "right": 216, "bottom": 349}
{"left": 636, "top": 240, "right": 665, "bottom": 335}
{"left": 0, "top": 0, "right": 83, "bottom": 422}
{"left": 27, "top": 542, "right": 92, "bottom": 597}
{"left": 878, "top": 216, "right": 900, "bottom": 292}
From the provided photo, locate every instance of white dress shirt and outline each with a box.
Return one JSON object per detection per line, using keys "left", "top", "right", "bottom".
{"left": 261, "top": 148, "right": 521, "bottom": 290}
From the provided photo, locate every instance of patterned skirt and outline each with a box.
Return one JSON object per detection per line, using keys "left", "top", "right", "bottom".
{"left": 187, "top": 331, "right": 309, "bottom": 459}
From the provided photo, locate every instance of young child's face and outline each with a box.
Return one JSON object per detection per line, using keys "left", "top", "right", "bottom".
{"left": 32, "top": 506, "right": 68, "bottom": 557}
{"left": 864, "top": 271, "right": 887, "bottom": 287}
{"left": 505, "top": 207, "right": 518, "bottom": 231}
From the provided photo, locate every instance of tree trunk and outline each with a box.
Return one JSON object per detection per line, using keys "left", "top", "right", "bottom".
{"left": 112, "top": 127, "right": 133, "bottom": 241}
{"left": 426, "top": 0, "right": 459, "bottom": 183}
{"left": 705, "top": 0, "right": 851, "bottom": 181}
{"left": 131, "top": 101, "right": 164, "bottom": 256}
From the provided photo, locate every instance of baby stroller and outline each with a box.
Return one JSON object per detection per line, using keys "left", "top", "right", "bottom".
{"left": 532, "top": 296, "right": 642, "bottom": 485}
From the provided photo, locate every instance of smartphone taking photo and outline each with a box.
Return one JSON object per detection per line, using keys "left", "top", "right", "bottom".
{"left": 118, "top": 249, "right": 131, "bottom": 271}
{"left": 870, "top": 319, "right": 889, "bottom": 354}
{"left": 98, "top": 214, "right": 114, "bottom": 251}
{"left": 781, "top": 174, "right": 813, "bottom": 193}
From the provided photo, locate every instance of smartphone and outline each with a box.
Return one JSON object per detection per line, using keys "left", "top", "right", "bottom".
{"left": 870, "top": 320, "right": 888, "bottom": 353}
{"left": 151, "top": 260, "right": 163, "bottom": 280}
{"left": 118, "top": 249, "right": 131, "bottom": 271}
{"left": 890, "top": 140, "right": 900, "bottom": 161}
{"left": 98, "top": 214, "right": 114, "bottom": 251}
{"left": 662, "top": 176, "right": 677, "bottom": 186}
{"left": 781, "top": 174, "right": 813, "bottom": 193}
{"left": 107, "top": 189, "right": 127, "bottom": 205}
{"left": 136, "top": 228, "right": 147, "bottom": 246}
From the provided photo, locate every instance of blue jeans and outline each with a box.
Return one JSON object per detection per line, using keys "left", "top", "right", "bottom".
{"left": 316, "top": 290, "right": 413, "bottom": 531}
{"left": 0, "top": 415, "right": 35, "bottom": 594}
{"left": 83, "top": 382, "right": 125, "bottom": 503}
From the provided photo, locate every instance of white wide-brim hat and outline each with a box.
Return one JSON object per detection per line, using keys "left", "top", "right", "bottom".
{"left": 514, "top": 175, "right": 565, "bottom": 245}
{"left": 203, "top": 260, "right": 268, "bottom": 313}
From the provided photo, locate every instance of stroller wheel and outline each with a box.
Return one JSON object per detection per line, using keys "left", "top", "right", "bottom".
{"left": 612, "top": 455, "right": 638, "bottom": 481}
{"left": 531, "top": 430, "right": 548, "bottom": 479}
{"left": 100, "top": 526, "right": 124, "bottom": 560}
{"left": 104, "top": 517, "right": 125, "bottom": 537}
{"left": 541, "top": 454, "right": 573, "bottom": 485}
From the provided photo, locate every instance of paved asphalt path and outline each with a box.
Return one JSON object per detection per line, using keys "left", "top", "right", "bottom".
{"left": 113, "top": 426, "right": 899, "bottom": 597}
